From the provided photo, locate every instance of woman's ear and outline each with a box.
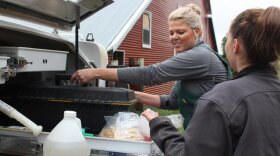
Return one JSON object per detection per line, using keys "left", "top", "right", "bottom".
{"left": 233, "top": 39, "right": 239, "bottom": 54}
{"left": 194, "top": 27, "right": 201, "bottom": 36}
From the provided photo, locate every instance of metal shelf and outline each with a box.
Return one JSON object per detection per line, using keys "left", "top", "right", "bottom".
{"left": 0, "top": 127, "right": 162, "bottom": 155}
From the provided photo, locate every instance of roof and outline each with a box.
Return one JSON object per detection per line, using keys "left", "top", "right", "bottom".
{"left": 78, "top": 0, "right": 152, "bottom": 51}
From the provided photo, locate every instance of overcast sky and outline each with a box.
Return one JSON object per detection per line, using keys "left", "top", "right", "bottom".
{"left": 210, "top": 0, "right": 280, "bottom": 54}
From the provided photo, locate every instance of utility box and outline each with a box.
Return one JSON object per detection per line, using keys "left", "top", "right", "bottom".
{"left": 0, "top": 47, "right": 68, "bottom": 72}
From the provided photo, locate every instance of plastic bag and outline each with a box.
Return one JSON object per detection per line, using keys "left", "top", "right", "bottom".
{"left": 166, "top": 114, "right": 184, "bottom": 129}
{"left": 139, "top": 115, "right": 150, "bottom": 137}
{"left": 99, "top": 112, "right": 144, "bottom": 141}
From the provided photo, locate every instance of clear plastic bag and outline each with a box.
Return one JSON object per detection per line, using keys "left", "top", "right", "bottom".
{"left": 166, "top": 114, "right": 184, "bottom": 129}
{"left": 99, "top": 112, "right": 144, "bottom": 141}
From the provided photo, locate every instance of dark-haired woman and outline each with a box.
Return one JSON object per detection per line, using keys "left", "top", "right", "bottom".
{"left": 142, "top": 6, "right": 280, "bottom": 156}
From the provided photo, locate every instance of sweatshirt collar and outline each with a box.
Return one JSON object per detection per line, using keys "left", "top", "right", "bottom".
{"left": 234, "top": 64, "right": 277, "bottom": 79}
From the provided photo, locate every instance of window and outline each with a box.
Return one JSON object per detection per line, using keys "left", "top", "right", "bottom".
{"left": 112, "top": 50, "right": 125, "bottom": 66}
{"left": 142, "top": 11, "right": 152, "bottom": 48}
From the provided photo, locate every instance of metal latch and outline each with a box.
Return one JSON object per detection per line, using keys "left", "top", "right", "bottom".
{"left": 0, "top": 66, "right": 16, "bottom": 80}
{"left": 7, "top": 56, "right": 32, "bottom": 68}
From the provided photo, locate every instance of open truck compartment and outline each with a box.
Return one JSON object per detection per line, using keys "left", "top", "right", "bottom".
{"left": 0, "top": 0, "right": 160, "bottom": 155}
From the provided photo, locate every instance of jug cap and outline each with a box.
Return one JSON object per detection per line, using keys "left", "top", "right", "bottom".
{"left": 64, "top": 111, "right": 76, "bottom": 118}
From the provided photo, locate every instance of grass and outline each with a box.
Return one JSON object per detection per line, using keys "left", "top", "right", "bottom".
{"left": 129, "top": 103, "right": 179, "bottom": 116}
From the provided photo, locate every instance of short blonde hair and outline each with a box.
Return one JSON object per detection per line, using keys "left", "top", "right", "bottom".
{"left": 168, "top": 3, "right": 202, "bottom": 38}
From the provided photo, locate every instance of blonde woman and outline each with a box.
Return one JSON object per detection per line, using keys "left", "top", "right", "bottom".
{"left": 71, "top": 4, "right": 230, "bottom": 128}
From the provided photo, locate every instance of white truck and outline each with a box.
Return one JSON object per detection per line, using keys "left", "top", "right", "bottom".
{"left": 0, "top": 0, "right": 160, "bottom": 155}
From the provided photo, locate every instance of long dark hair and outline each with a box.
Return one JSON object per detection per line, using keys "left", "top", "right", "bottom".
{"left": 230, "top": 7, "right": 280, "bottom": 65}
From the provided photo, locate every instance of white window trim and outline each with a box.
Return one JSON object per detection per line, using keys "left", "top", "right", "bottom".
{"left": 142, "top": 11, "right": 152, "bottom": 48}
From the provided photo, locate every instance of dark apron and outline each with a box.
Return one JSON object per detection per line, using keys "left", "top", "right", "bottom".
{"left": 175, "top": 51, "right": 232, "bottom": 129}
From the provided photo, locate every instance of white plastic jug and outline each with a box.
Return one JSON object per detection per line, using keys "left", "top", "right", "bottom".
{"left": 43, "top": 111, "right": 90, "bottom": 156}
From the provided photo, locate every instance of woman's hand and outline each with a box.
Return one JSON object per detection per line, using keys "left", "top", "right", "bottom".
{"left": 141, "top": 108, "right": 159, "bottom": 121}
{"left": 70, "top": 69, "right": 96, "bottom": 85}
{"left": 71, "top": 68, "right": 119, "bottom": 85}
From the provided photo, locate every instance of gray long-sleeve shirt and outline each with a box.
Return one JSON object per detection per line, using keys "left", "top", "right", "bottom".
{"left": 117, "top": 40, "right": 228, "bottom": 108}
{"left": 150, "top": 65, "right": 280, "bottom": 156}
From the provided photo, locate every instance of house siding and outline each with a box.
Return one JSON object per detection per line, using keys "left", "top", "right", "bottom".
{"left": 115, "top": 0, "right": 216, "bottom": 95}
